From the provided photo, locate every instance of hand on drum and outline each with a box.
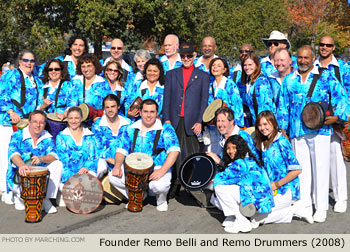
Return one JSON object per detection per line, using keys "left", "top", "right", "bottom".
{"left": 111, "top": 166, "right": 123, "bottom": 177}
{"left": 78, "top": 168, "right": 89, "bottom": 174}
{"left": 56, "top": 112, "right": 66, "bottom": 121}
{"left": 192, "top": 123, "right": 202, "bottom": 136}
{"left": 324, "top": 115, "right": 339, "bottom": 125}
{"left": 128, "top": 108, "right": 140, "bottom": 118}
{"left": 9, "top": 111, "right": 21, "bottom": 124}
{"left": 149, "top": 169, "right": 166, "bottom": 181}
{"left": 18, "top": 164, "right": 32, "bottom": 176}
{"left": 205, "top": 152, "right": 221, "bottom": 164}
{"left": 31, "top": 155, "right": 42, "bottom": 165}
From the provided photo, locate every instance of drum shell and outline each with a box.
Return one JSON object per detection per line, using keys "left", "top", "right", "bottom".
{"left": 179, "top": 153, "right": 217, "bottom": 191}
{"left": 12, "top": 119, "right": 29, "bottom": 132}
{"left": 19, "top": 168, "right": 50, "bottom": 200}
{"left": 46, "top": 113, "right": 67, "bottom": 141}
{"left": 130, "top": 97, "right": 143, "bottom": 111}
{"left": 302, "top": 101, "right": 329, "bottom": 130}
{"left": 79, "top": 103, "right": 104, "bottom": 122}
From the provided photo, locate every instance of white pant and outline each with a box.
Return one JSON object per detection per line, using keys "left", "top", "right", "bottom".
{"left": 0, "top": 125, "right": 13, "bottom": 192}
{"left": 108, "top": 164, "right": 171, "bottom": 206}
{"left": 330, "top": 134, "right": 348, "bottom": 202}
{"left": 97, "top": 159, "right": 109, "bottom": 179}
{"left": 212, "top": 184, "right": 247, "bottom": 221}
{"left": 11, "top": 160, "right": 63, "bottom": 199}
{"left": 292, "top": 133, "right": 331, "bottom": 212}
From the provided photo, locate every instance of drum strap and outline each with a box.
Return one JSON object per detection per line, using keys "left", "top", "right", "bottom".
{"left": 116, "top": 91, "right": 121, "bottom": 101}
{"left": 43, "top": 80, "right": 66, "bottom": 109}
{"left": 83, "top": 77, "right": 86, "bottom": 103}
{"left": 11, "top": 69, "right": 38, "bottom": 118}
{"left": 307, "top": 68, "right": 325, "bottom": 99}
{"left": 334, "top": 65, "right": 341, "bottom": 84}
{"left": 252, "top": 88, "right": 258, "bottom": 118}
{"left": 131, "top": 128, "right": 164, "bottom": 156}
{"left": 141, "top": 88, "right": 147, "bottom": 97}
{"left": 211, "top": 83, "right": 215, "bottom": 98}
{"left": 123, "top": 70, "right": 128, "bottom": 82}
{"left": 233, "top": 71, "right": 238, "bottom": 83}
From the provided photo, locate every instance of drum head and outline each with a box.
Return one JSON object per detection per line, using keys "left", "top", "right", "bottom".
{"left": 78, "top": 103, "right": 89, "bottom": 122}
{"left": 244, "top": 127, "right": 256, "bottom": 139}
{"left": 203, "top": 99, "right": 223, "bottom": 124}
{"left": 239, "top": 203, "right": 256, "bottom": 217}
{"left": 101, "top": 176, "right": 124, "bottom": 204}
{"left": 47, "top": 113, "right": 68, "bottom": 122}
{"left": 17, "top": 119, "right": 29, "bottom": 129}
{"left": 26, "top": 166, "right": 49, "bottom": 176}
{"left": 125, "top": 152, "right": 154, "bottom": 173}
{"left": 179, "top": 153, "right": 216, "bottom": 190}
{"left": 62, "top": 173, "right": 103, "bottom": 214}
{"left": 302, "top": 102, "right": 325, "bottom": 130}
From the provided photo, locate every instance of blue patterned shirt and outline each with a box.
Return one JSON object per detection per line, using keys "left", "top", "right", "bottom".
{"left": 194, "top": 55, "right": 218, "bottom": 74}
{"left": 229, "top": 64, "right": 242, "bottom": 84}
{"left": 277, "top": 67, "right": 349, "bottom": 139}
{"left": 159, "top": 54, "right": 183, "bottom": 74}
{"left": 56, "top": 128, "right": 98, "bottom": 183}
{"left": 260, "top": 55, "right": 298, "bottom": 77}
{"left": 7, "top": 128, "right": 58, "bottom": 191}
{"left": 116, "top": 119, "right": 180, "bottom": 167}
{"left": 36, "top": 55, "right": 78, "bottom": 80}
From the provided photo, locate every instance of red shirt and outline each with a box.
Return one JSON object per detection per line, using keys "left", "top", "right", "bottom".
{"left": 180, "top": 65, "right": 194, "bottom": 117}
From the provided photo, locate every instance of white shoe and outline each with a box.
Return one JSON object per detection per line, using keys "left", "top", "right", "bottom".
{"left": 313, "top": 210, "right": 327, "bottom": 223}
{"left": 125, "top": 203, "right": 128, "bottom": 209}
{"left": 14, "top": 195, "right": 25, "bottom": 211}
{"left": 224, "top": 219, "right": 252, "bottom": 233}
{"left": 2, "top": 191, "right": 14, "bottom": 205}
{"left": 222, "top": 216, "right": 235, "bottom": 227}
{"left": 334, "top": 201, "right": 347, "bottom": 213}
{"left": 156, "top": 201, "right": 168, "bottom": 212}
{"left": 43, "top": 199, "right": 57, "bottom": 214}
{"left": 251, "top": 219, "right": 260, "bottom": 229}
{"left": 293, "top": 205, "right": 314, "bottom": 224}
{"left": 56, "top": 192, "right": 66, "bottom": 207}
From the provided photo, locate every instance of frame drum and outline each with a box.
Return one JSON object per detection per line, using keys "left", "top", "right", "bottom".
{"left": 101, "top": 175, "right": 124, "bottom": 204}
{"left": 302, "top": 102, "right": 328, "bottom": 130}
{"left": 62, "top": 173, "right": 103, "bottom": 214}
{"left": 203, "top": 99, "right": 227, "bottom": 126}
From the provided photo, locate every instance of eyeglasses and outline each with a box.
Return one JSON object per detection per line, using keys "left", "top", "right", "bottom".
{"left": 48, "top": 68, "right": 61, "bottom": 72}
{"left": 111, "top": 46, "right": 123, "bottom": 51}
{"left": 239, "top": 49, "right": 252, "bottom": 54}
{"left": 180, "top": 54, "right": 194, "bottom": 59}
{"left": 106, "top": 68, "right": 119, "bottom": 73}
{"left": 267, "top": 41, "right": 280, "bottom": 47}
{"left": 21, "top": 58, "right": 35, "bottom": 63}
{"left": 319, "top": 43, "right": 334, "bottom": 48}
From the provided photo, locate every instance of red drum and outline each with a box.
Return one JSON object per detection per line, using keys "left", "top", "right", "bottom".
{"left": 19, "top": 166, "right": 50, "bottom": 223}
{"left": 62, "top": 173, "right": 103, "bottom": 214}
{"left": 124, "top": 152, "right": 154, "bottom": 212}
{"left": 341, "top": 121, "right": 350, "bottom": 162}
{"left": 46, "top": 113, "right": 67, "bottom": 142}
{"left": 79, "top": 103, "right": 104, "bottom": 122}
{"left": 203, "top": 99, "right": 227, "bottom": 126}
{"left": 129, "top": 97, "right": 143, "bottom": 111}
{"left": 12, "top": 119, "right": 29, "bottom": 132}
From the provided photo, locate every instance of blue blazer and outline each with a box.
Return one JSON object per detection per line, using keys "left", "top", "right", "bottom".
{"left": 163, "top": 67, "right": 210, "bottom": 135}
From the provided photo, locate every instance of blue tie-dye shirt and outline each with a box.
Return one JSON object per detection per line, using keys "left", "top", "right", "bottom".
{"left": 159, "top": 54, "right": 183, "bottom": 74}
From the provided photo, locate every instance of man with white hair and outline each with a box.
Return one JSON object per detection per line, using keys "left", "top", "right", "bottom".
{"left": 159, "top": 34, "right": 182, "bottom": 74}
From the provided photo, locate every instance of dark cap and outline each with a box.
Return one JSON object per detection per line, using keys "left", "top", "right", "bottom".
{"left": 179, "top": 42, "right": 195, "bottom": 54}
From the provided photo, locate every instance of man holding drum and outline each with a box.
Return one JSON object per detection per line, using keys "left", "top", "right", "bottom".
{"left": 110, "top": 99, "right": 180, "bottom": 211}
{"left": 6, "top": 110, "right": 62, "bottom": 213}
{"left": 277, "top": 45, "right": 349, "bottom": 223}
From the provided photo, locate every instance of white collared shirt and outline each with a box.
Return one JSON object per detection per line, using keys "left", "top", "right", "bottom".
{"left": 291, "top": 66, "right": 319, "bottom": 84}
{"left": 212, "top": 76, "right": 227, "bottom": 96}
{"left": 22, "top": 127, "right": 53, "bottom": 148}
{"left": 98, "top": 114, "right": 130, "bottom": 136}
{"left": 61, "top": 127, "right": 94, "bottom": 146}
{"left": 130, "top": 118, "right": 163, "bottom": 136}
{"left": 139, "top": 80, "right": 163, "bottom": 96}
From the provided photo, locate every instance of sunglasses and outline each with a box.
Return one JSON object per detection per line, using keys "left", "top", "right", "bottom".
{"left": 319, "top": 43, "right": 334, "bottom": 48}
{"left": 106, "top": 68, "right": 119, "bottom": 73}
{"left": 267, "top": 41, "right": 280, "bottom": 47}
{"left": 21, "top": 58, "right": 35, "bottom": 63}
{"left": 180, "top": 54, "right": 194, "bottom": 59}
{"left": 239, "top": 49, "right": 252, "bottom": 54}
{"left": 48, "top": 68, "right": 61, "bottom": 72}
{"left": 111, "top": 46, "right": 123, "bottom": 50}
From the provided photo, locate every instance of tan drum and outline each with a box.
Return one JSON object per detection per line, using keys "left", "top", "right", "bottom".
{"left": 62, "top": 173, "right": 103, "bottom": 214}
{"left": 12, "top": 119, "right": 29, "bottom": 132}
{"left": 101, "top": 176, "right": 125, "bottom": 204}
{"left": 129, "top": 97, "right": 143, "bottom": 111}
{"left": 203, "top": 99, "right": 227, "bottom": 126}
{"left": 244, "top": 126, "right": 256, "bottom": 139}
{"left": 124, "top": 152, "right": 154, "bottom": 212}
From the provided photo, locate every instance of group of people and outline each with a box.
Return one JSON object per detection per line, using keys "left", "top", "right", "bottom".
{"left": 0, "top": 30, "right": 349, "bottom": 234}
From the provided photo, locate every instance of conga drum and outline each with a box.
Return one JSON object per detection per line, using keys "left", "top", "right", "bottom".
{"left": 101, "top": 175, "right": 125, "bottom": 204}
{"left": 12, "top": 119, "right": 29, "bottom": 132}
{"left": 79, "top": 103, "right": 104, "bottom": 122}
{"left": 302, "top": 101, "right": 331, "bottom": 130}
{"left": 46, "top": 113, "right": 67, "bottom": 142}
{"left": 62, "top": 173, "right": 103, "bottom": 214}
{"left": 129, "top": 97, "right": 143, "bottom": 111}
{"left": 124, "top": 152, "right": 154, "bottom": 212}
{"left": 341, "top": 120, "right": 350, "bottom": 161}
{"left": 203, "top": 99, "right": 227, "bottom": 126}
{"left": 19, "top": 166, "right": 50, "bottom": 223}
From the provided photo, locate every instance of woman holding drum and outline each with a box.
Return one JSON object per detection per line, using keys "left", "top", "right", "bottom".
{"left": 56, "top": 106, "right": 98, "bottom": 205}
{"left": 125, "top": 58, "right": 165, "bottom": 121}
{"left": 211, "top": 134, "right": 274, "bottom": 233}
{"left": 241, "top": 53, "right": 275, "bottom": 125}
{"left": 252, "top": 110, "right": 304, "bottom": 226}
{"left": 203, "top": 58, "right": 244, "bottom": 155}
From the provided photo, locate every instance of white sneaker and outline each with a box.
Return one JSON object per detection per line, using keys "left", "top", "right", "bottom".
{"left": 251, "top": 219, "right": 260, "bottom": 229}
{"left": 224, "top": 219, "right": 252, "bottom": 233}
{"left": 313, "top": 210, "right": 327, "bottom": 223}
{"left": 293, "top": 205, "right": 314, "bottom": 224}
{"left": 156, "top": 201, "right": 168, "bottom": 212}
{"left": 14, "top": 194, "right": 25, "bottom": 211}
{"left": 2, "top": 191, "right": 14, "bottom": 205}
{"left": 222, "top": 216, "right": 235, "bottom": 227}
{"left": 43, "top": 199, "right": 57, "bottom": 214}
{"left": 56, "top": 192, "right": 66, "bottom": 207}
{"left": 334, "top": 201, "right": 347, "bottom": 213}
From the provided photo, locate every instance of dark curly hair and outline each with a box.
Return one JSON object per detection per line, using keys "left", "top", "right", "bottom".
{"left": 142, "top": 58, "right": 165, "bottom": 85}
{"left": 76, "top": 53, "right": 102, "bottom": 75}
{"left": 222, "top": 135, "right": 262, "bottom": 167}
{"left": 41, "top": 58, "right": 70, "bottom": 83}
{"left": 64, "top": 35, "right": 88, "bottom": 56}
